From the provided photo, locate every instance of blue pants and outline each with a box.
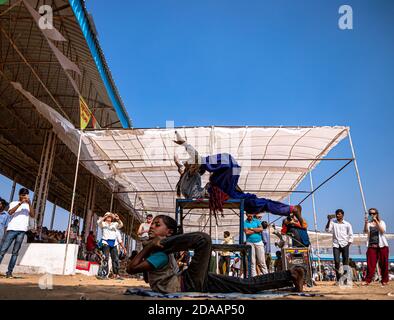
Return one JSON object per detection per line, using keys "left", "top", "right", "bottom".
{"left": 201, "top": 153, "right": 291, "bottom": 216}
{"left": 0, "top": 227, "right": 6, "bottom": 247}
{"left": 0, "top": 230, "right": 26, "bottom": 274}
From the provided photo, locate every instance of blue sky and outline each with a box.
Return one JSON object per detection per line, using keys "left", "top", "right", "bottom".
{"left": 1, "top": 0, "right": 393, "bottom": 237}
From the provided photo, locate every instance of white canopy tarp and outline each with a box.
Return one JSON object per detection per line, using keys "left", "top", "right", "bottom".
{"left": 12, "top": 81, "right": 350, "bottom": 238}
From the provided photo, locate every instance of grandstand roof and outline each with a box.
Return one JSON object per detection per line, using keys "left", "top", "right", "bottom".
{"left": 0, "top": 0, "right": 137, "bottom": 235}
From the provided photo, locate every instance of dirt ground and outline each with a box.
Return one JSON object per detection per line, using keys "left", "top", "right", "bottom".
{"left": 0, "top": 274, "right": 393, "bottom": 300}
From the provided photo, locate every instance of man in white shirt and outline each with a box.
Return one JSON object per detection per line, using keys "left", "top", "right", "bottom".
{"left": 0, "top": 188, "right": 35, "bottom": 278}
{"left": 325, "top": 209, "right": 354, "bottom": 283}
{"left": 137, "top": 214, "right": 153, "bottom": 242}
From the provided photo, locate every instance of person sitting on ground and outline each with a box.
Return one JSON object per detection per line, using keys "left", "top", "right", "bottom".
{"left": 173, "top": 132, "right": 303, "bottom": 218}
{"left": 126, "top": 215, "right": 305, "bottom": 294}
{"left": 41, "top": 227, "right": 49, "bottom": 243}
{"left": 58, "top": 232, "right": 66, "bottom": 244}
{"left": 97, "top": 212, "right": 124, "bottom": 280}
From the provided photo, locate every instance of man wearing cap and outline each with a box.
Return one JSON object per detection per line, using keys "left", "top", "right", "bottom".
{"left": 0, "top": 188, "right": 35, "bottom": 278}
{"left": 0, "top": 198, "right": 11, "bottom": 245}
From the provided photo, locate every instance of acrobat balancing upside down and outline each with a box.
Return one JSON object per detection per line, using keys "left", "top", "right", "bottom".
{"left": 173, "top": 131, "right": 303, "bottom": 221}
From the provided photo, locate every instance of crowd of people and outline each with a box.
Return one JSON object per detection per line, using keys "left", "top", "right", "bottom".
{"left": 26, "top": 228, "right": 66, "bottom": 244}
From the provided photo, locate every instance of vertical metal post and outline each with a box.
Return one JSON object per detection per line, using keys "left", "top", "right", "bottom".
{"left": 215, "top": 223, "right": 219, "bottom": 273}
{"left": 267, "top": 212, "right": 271, "bottom": 271}
{"left": 347, "top": 129, "right": 368, "bottom": 216}
{"left": 63, "top": 132, "right": 83, "bottom": 275}
{"left": 239, "top": 200, "right": 244, "bottom": 244}
{"left": 50, "top": 199, "right": 57, "bottom": 230}
{"left": 109, "top": 175, "right": 116, "bottom": 212}
{"left": 9, "top": 177, "right": 17, "bottom": 203}
{"left": 209, "top": 210, "right": 212, "bottom": 238}
{"left": 309, "top": 172, "right": 321, "bottom": 277}
{"left": 175, "top": 199, "right": 180, "bottom": 225}
{"left": 180, "top": 207, "right": 184, "bottom": 231}
{"left": 130, "top": 212, "right": 136, "bottom": 256}
{"left": 33, "top": 131, "right": 56, "bottom": 229}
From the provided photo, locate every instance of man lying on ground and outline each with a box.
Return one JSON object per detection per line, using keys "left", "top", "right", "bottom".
{"left": 126, "top": 215, "right": 305, "bottom": 294}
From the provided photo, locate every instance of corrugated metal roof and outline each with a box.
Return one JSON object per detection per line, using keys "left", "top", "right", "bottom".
{"left": 0, "top": 1, "right": 137, "bottom": 233}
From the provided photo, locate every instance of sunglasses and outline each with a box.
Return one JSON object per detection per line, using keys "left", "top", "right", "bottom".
{"left": 369, "top": 212, "right": 377, "bottom": 215}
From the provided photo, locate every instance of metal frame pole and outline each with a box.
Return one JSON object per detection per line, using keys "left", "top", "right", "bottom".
{"left": 62, "top": 132, "right": 83, "bottom": 275}
{"left": 309, "top": 172, "right": 322, "bottom": 278}
{"left": 109, "top": 174, "right": 116, "bottom": 212}
{"left": 239, "top": 200, "right": 244, "bottom": 244}
{"left": 50, "top": 198, "right": 57, "bottom": 230}
{"left": 9, "top": 177, "right": 17, "bottom": 203}
{"left": 347, "top": 129, "right": 368, "bottom": 216}
{"left": 215, "top": 223, "right": 219, "bottom": 274}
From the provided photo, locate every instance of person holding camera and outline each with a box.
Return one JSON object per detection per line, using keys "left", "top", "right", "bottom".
{"left": 0, "top": 188, "right": 35, "bottom": 278}
{"left": 363, "top": 208, "right": 389, "bottom": 286}
{"left": 325, "top": 209, "right": 354, "bottom": 283}
{"left": 97, "top": 212, "right": 124, "bottom": 280}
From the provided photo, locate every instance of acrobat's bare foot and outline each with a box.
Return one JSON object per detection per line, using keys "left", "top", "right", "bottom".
{"left": 174, "top": 131, "right": 186, "bottom": 145}
{"left": 290, "top": 266, "right": 305, "bottom": 292}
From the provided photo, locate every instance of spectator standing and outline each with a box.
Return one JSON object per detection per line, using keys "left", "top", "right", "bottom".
{"left": 363, "top": 208, "right": 390, "bottom": 286}
{"left": 86, "top": 231, "right": 96, "bottom": 250}
{"left": 97, "top": 212, "right": 123, "bottom": 280}
{"left": 325, "top": 209, "right": 354, "bottom": 283}
{"left": 0, "top": 198, "right": 10, "bottom": 245}
{"left": 115, "top": 229, "right": 127, "bottom": 257}
{"left": 219, "top": 231, "right": 233, "bottom": 275}
{"left": 244, "top": 213, "right": 268, "bottom": 276}
{"left": 261, "top": 221, "right": 272, "bottom": 272}
{"left": 274, "top": 250, "right": 283, "bottom": 272}
{"left": 86, "top": 231, "right": 96, "bottom": 261}
{"left": 0, "top": 188, "right": 35, "bottom": 278}
{"left": 137, "top": 214, "right": 153, "bottom": 242}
